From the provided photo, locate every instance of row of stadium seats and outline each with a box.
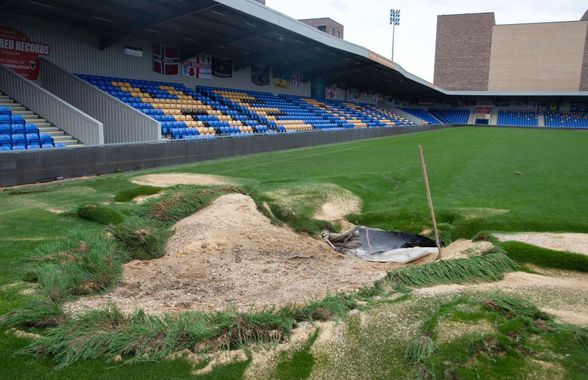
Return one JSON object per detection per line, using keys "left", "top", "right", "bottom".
{"left": 497, "top": 111, "right": 538, "bottom": 127}
{"left": 429, "top": 109, "right": 470, "bottom": 124}
{"left": 78, "top": 74, "right": 416, "bottom": 140}
{"left": 544, "top": 112, "right": 588, "bottom": 128}
{"left": 396, "top": 108, "right": 472, "bottom": 125}
{"left": 0, "top": 106, "right": 65, "bottom": 150}
{"left": 401, "top": 108, "right": 442, "bottom": 125}
{"left": 403, "top": 109, "right": 588, "bottom": 128}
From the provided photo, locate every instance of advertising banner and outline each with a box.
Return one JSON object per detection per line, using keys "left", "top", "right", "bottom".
{"left": 0, "top": 27, "right": 50, "bottom": 80}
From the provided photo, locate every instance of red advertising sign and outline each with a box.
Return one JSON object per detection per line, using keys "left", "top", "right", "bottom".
{"left": 476, "top": 106, "right": 493, "bottom": 114}
{"left": 0, "top": 27, "right": 50, "bottom": 80}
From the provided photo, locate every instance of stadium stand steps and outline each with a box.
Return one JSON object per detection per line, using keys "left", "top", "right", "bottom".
{"left": 401, "top": 108, "right": 443, "bottom": 125}
{"left": 0, "top": 91, "right": 82, "bottom": 148}
{"left": 429, "top": 109, "right": 470, "bottom": 124}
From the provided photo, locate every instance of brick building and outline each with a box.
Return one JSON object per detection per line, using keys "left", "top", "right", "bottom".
{"left": 299, "top": 18, "right": 344, "bottom": 39}
{"left": 434, "top": 11, "right": 588, "bottom": 92}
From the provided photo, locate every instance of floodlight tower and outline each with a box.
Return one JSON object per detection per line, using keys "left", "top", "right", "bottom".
{"left": 390, "top": 9, "right": 400, "bottom": 61}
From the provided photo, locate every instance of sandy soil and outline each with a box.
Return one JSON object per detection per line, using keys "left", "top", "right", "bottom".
{"left": 440, "top": 239, "right": 494, "bottom": 260}
{"left": 457, "top": 207, "right": 510, "bottom": 220}
{"left": 414, "top": 271, "right": 588, "bottom": 326}
{"left": 68, "top": 194, "right": 404, "bottom": 315}
{"left": 313, "top": 193, "right": 361, "bottom": 222}
{"left": 131, "top": 173, "right": 236, "bottom": 188}
{"left": 133, "top": 193, "right": 161, "bottom": 204}
{"left": 495, "top": 232, "right": 588, "bottom": 256}
{"left": 45, "top": 207, "right": 65, "bottom": 214}
{"left": 5, "top": 328, "right": 42, "bottom": 340}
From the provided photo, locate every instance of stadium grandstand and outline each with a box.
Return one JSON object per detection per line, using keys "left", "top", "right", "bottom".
{"left": 0, "top": 0, "right": 587, "bottom": 185}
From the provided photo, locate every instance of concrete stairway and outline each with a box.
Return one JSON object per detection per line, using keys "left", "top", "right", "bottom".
{"left": 0, "top": 91, "right": 83, "bottom": 147}
{"left": 538, "top": 114, "right": 545, "bottom": 127}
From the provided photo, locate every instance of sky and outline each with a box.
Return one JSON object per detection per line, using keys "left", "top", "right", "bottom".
{"left": 266, "top": 0, "right": 587, "bottom": 83}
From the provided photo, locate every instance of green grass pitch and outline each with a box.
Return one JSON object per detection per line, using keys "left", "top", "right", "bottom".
{"left": 1, "top": 127, "right": 587, "bottom": 379}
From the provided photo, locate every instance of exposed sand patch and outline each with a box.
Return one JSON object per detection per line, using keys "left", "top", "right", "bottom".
{"left": 193, "top": 350, "right": 249, "bottom": 376}
{"left": 133, "top": 193, "right": 161, "bottom": 204}
{"left": 314, "top": 193, "right": 361, "bottom": 222}
{"left": 264, "top": 183, "right": 361, "bottom": 223}
{"left": 46, "top": 207, "right": 65, "bottom": 214}
{"left": 415, "top": 271, "right": 588, "bottom": 326}
{"left": 495, "top": 232, "right": 588, "bottom": 256}
{"left": 436, "top": 320, "right": 495, "bottom": 343}
{"left": 244, "top": 322, "right": 321, "bottom": 380}
{"left": 457, "top": 207, "right": 510, "bottom": 221}
{"left": 68, "top": 194, "right": 399, "bottom": 315}
{"left": 541, "top": 308, "right": 588, "bottom": 326}
{"left": 415, "top": 272, "right": 587, "bottom": 297}
{"left": 441, "top": 240, "right": 494, "bottom": 260}
{"left": 526, "top": 359, "right": 566, "bottom": 380}
{"left": 5, "top": 328, "right": 42, "bottom": 340}
{"left": 131, "top": 173, "right": 236, "bottom": 188}
{"left": 166, "top": 321, "right": 321, "bottom": 378}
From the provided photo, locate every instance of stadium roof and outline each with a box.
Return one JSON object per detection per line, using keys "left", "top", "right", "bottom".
{"left": 3, "top": 0, "right": 587, "bottom": 99}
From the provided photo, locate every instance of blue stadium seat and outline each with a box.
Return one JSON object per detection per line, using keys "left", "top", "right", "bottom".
{"left": 40, "top": 134, "right": 54, "bottom": 146}
{"left": 26, "top": 133, "right": 40, "bottom": 145}
{"left": 11, "top": 115, "right": 25, "bottom": 128}
{"left": 0, "top": 134, "right": 11, "bottom": 150}
{"left": 0, "top": 123, "right": 10, "bottom": 135}
{"left": 12, "top": 134, "right": 26, "bottom": 149}
{"left": 25, "top": 124, "right": 39, "bottom": 135}
{"left": 11, "top": 124, "right": 25, "bottom": 135}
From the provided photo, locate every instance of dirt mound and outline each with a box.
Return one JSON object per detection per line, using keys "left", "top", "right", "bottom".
{"left": 495, "top": 232, "right": 588, "bottom": 256}
{"left": 131, "top": 173, "right": 236, "bottom": 188}
{"left": 68, "top": 194, "right": 398, "bottom": 315}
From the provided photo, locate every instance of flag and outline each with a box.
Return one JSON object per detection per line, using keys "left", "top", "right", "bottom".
{"left": 152, "top": 43, "right": 178, "bottom": 75}
{"left": 274, "top": 70, "right": 290, "bottom": 89}
{"left": 326, "top": 84, "right": 337, "bottom": 100}
{"left": 291, "top": 71, "right": 303, "bottom": 88}
{"left": 251, "top": 64, "right": 270, "bottom": 86}
{"left": 212, "top": 57, "right": 232, "bottom": 78}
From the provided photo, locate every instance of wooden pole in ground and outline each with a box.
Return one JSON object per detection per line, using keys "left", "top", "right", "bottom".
{"left": 418, "top": 145, "right": 442, "bottom": 260}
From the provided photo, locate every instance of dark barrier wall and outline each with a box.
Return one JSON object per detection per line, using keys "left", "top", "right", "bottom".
{"left": 0, "top": 126, "right": 448, "bottom": 187}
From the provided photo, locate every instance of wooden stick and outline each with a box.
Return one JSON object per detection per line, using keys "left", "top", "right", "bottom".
{"left": 418, "top": 145, "right": 442, "bottom": 260}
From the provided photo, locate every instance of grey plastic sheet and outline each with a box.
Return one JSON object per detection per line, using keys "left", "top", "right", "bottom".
{"left": 324, "top": 226, "right": 439, "bottom": 263}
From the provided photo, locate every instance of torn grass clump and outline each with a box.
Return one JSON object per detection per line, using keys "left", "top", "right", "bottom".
{"left": 23, "top": 306, "right": 294, "bottom": 368}
{"left": 30, "top": 230, "right": 125, "bottom": 302}
{"left": 387, "top": 252, "right": 519, "bottom": 288}
{"left": 114, "top": 185, "right": 161, "bottom": 202}
{"left": 501, "top": 241, "right": 588, "bottom": 273}
{"left": 145, "top": 185, "right": 237, "bottom": 224}
{"left": 77, "top": 203, "right": 124, "bottom": 225}
{"left": 109, "top": 217, "right": 170, "bottom": 261}
{"left": 2, "top": 230, "right": 123, "bottom": 329}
